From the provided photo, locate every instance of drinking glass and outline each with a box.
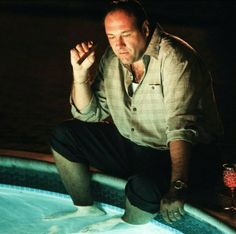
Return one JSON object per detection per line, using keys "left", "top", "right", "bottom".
{"left": 223, "top": 163, "right": 236, "bottom": 211}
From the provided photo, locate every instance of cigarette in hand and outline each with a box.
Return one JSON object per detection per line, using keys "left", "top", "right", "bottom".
{"left": 77, "top": 43, "right": 97, "bottom": 65}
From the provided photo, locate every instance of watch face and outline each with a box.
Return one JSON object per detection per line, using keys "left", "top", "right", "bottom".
{"left": 173, "top": 180, "right": 187, "bottom": 190}
{"left": 175, "top": 181, "right": 183, "bottom": 189}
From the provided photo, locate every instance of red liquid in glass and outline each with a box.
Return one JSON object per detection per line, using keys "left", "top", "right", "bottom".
{"left": 223, "top": 171, "right": 236, "bottom": 189}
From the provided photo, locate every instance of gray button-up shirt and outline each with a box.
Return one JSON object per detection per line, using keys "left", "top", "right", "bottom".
{"left": 71, "top": 25, "right": 223, "bottom": 150}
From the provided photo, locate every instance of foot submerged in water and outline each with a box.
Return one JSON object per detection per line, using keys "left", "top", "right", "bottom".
{"left": 79, "top": 216, "right": 151, "bottom": 233}
{"left": 44, "top": 205, "right": 106, "bottom": 221}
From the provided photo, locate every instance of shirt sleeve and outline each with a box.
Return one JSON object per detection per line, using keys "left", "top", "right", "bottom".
{"left": 70, "top": 95, "right": 99, "bottom": 121}
{"left": 162, "top": 48, "right": 209, "bottom": 145}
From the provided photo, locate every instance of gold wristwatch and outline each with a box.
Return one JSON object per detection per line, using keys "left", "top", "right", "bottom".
{"left": 172, "top": 180, "right": 188, "bottom": 190}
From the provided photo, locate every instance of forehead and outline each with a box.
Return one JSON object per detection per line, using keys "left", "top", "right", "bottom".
{"left": 104, "top": 10, "right": 137, "bottom": 32}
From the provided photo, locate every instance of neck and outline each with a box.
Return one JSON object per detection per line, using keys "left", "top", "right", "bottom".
{"left": 130, "top": 60, "right": 145, "bottom": 83}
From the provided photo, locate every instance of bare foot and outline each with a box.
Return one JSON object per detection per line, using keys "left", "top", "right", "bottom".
{"left": 79, "top": 216, "right": 150, "bottom": 233}
{"left": 44, "top": 205, "right": 106, "bottom": 221}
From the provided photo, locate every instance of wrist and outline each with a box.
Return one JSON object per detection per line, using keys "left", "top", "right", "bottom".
{"left": 165, "top": 180, "right": 188, "bottom": 201}
{"left": 73, "top": 71, "right": 90, "bottom": 85}
{"left": 73, "top": 77, "right": 90, "bottom": 85}
{"left": 73, "top": 68, "right": 89, "bottom": 78}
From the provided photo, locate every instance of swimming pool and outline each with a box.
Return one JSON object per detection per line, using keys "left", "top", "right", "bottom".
{"left": 0, "top": 155, "right": 235, "bottom": 234}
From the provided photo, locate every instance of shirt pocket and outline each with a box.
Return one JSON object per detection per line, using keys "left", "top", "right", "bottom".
{"left": 148, "top": 83, "right": 164, "bottom": 99}
{"left": 136, "top": 83, "right": 164, "bottom": 109}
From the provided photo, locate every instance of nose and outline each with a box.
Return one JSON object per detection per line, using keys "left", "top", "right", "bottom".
{"left": 115, "top": 36, "right": 125, "bottom": 49}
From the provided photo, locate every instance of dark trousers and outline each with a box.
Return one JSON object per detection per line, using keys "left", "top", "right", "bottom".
{"left": 50, "top": 119, "right": 221, "bottom": 214}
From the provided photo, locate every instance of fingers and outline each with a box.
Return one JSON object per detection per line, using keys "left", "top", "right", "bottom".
{"left": 161, "top": 209, "right": 181, "bottom": 224}
{"left": 70, "top": 48, "right": 80, "bottom": 63}
{"left": 70, "top": 42, "right": 91, "bottom": 60}
{"left": 76, "top": 42, "right": 90, "bottom": 55}
{"left": 173, "top": 209, "right": 182, "bottom": 220}
{"left": 77, "top": 43, "right": 97, "bottom": 65}
{"left": 160, "top": 200, "right": 185, "bottom": 224}
{"left": 70, "top": 41, "right": 96, "bottom": 67}
{"left": 161, "top": 209, "right": 173, "bottom": 224}
{"left": 178, "top": 206, "right": 185, "bottom": 216}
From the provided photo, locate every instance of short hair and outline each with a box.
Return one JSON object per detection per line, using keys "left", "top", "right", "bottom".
{"left": 104, "top": 0, "right": 149, "bottom": 29}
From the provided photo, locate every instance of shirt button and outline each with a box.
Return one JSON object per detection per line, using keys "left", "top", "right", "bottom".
{"left": 131, "top": 128, "right": 135, "bottom": 132}
{"left": 152, "top": 86, "right": 155, "bottom": 90}
{"left": 133, "top": 107, "right": 137, "bottom": 111}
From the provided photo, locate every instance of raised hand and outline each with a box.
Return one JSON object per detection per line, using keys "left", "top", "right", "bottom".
{"left": 70, "top": 41, "right": 96, "bottom": 72}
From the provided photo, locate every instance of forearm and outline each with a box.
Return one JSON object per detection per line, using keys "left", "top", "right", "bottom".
{"left": 71, "top": 71, "right": 93, "bottom": 110}
{"left": 169, "top": 140, "right": 192, "bottom": 184}
{"left": 70, "top": 41, "right": 96, "bottom": 111}
{"left": 160, "top": 140, "right": 191, "bottom": 223}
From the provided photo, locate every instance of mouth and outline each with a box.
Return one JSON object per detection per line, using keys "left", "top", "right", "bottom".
{"left": 118, "top": 51, "right": 130, "bottom": 58}
{"left": 118, "top": 48, "right": 129, "bottom": 54}
{"left": 119, "top": 51, "right": 128, "bottom": 55}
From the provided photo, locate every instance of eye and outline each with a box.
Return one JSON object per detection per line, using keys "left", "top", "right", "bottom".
{"left": 122, "top": 33, "right": 131, "bottom": 38}
{"left": 107, "top": 35, "right": 115, "bottom": 40}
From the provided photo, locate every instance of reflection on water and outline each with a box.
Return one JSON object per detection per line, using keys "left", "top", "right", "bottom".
{"left": 0, "top": 185, "right": 181, "bottom": 234}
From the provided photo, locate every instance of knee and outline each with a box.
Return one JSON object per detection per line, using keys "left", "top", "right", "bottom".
{"left": 125, "top": 175, "right": 163, "bottom": 213}
{"left": 50, "top": 120, "right": 80, "bottom": 152}
{"left": 50, "top": 120, "right": 85, "bottom": 162}
{"left": 126, "top": 175, "right": 162, "bottom": 198}
{"left": 50, "top": 120, "right": 78, "bottom": 144}
{"left": 51, "top": 121, "right": 69, "bottom": 141}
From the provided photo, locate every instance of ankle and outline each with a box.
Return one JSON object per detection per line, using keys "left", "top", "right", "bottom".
{"left": 75, "top": 204, "right": 94, "bottom": 208}
{"left": 74, "top": 201, "right": 94, "bottom": 207}
{"left": 123, "top": 198, "right": 155, "bottom": 224}
{"left": 122, "top": 215, "right": 151, "bottom": 225}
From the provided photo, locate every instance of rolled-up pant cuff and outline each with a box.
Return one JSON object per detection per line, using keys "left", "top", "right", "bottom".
{"left": 125, "top": 175, "right": 169, "bottom": 214}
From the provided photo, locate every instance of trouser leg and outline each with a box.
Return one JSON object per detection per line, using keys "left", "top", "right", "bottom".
{"left": 125, "top": 146, "right": 172, "bottom": 215}
{"left": 50, "top": 119, "right": 132, "bottom": 178}
{"left": 124, "top": 142, "right": 221, "bottom": 214}
{"left": 50, "top": 119, "right": 171, "bottom": 215}
{"left": 50, "top": 119, "right": 133, "bottom": 206}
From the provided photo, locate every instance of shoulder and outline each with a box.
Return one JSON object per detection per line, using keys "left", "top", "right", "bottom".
{"left": 160, "top": 32, "right": 198, "bottom": 63}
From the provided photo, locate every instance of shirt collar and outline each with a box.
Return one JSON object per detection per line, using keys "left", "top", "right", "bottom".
{"left": 144, "top": 23, "right": 164, "bottom": 60}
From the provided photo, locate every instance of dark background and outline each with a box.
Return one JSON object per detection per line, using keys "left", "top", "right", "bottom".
{"left": 0, "top": 0, "right": 235, "bottom": 162}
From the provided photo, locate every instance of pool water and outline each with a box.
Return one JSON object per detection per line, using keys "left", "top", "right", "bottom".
{"left": 0, "top": 156, "right": 235, "bottom": 234}
{"left": 0, "top": 184, "right": 182, "bottom": 234}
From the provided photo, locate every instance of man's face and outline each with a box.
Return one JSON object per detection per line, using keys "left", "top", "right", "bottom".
{"left": 104, "top": 10, "right": 148, "bottom": 65}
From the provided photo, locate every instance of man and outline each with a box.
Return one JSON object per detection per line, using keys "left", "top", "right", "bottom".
{"left": 50, "top": 0, "right": 223, "bottom": 232}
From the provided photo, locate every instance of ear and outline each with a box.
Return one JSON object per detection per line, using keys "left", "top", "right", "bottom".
{"left": 142, "top": 20, "right": 150, "bottom": 38}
